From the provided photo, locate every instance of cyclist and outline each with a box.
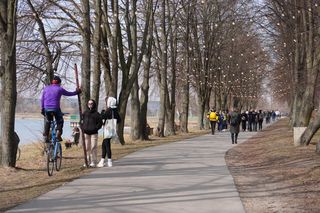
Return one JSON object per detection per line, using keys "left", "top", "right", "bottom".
{"left": 41, "top": 76, "right": 81, "bottom": 143}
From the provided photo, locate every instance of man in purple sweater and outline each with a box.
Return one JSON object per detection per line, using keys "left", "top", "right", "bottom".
{"left": 41, "top": 76, "right": 80, "bottom": 142}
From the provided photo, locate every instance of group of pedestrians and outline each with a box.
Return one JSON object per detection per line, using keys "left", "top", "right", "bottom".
{"left": 41, "top": 76, "right": 121, "bottom": 168}
{"left": 207, "top": 107, "right": 281, "bottom": 144}
{"left": 207, "top": 108, "right": 242, "bottom": 144}
{"left": 240, "top": 109, "right": 264, "bottom": 132}
{"left": 206, "top": 109, "right": 229, "bottom": 135}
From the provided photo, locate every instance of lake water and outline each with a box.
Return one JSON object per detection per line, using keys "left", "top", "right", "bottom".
{"left": 15, "top": 118, "right": 74, "bottom": 145}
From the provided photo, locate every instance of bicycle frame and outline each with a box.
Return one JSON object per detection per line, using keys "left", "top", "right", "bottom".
{"left": 50, "top": 120, "right": 58, "bottom": 158}
{"left": 46, "top": 112, "right": 63, "bottom": 176}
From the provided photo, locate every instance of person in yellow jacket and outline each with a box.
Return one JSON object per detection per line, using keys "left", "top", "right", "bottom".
{"left": 207, "top": 109, "right": 218, "bottom": 135}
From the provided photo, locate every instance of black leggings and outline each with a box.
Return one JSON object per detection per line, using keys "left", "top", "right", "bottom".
{"left": 102, "top": 138, "right": 111, "bottom": 159}
{"left": 231, "top": 133, "right": 239, "bottom": 143}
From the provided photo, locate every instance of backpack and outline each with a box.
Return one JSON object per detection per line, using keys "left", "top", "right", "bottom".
{"left": 209, "top": 112, "right": 217, "bottom": 121}
{"left": 258, "top": 113, "right": 264, "bottom": 121}
{"left": 230, "top": 113, "right": 238, "bottom": 126}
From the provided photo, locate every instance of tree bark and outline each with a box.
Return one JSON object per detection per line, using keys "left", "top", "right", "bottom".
{"left": 139, "top": 7, "right": 154, "bottom": 140}
{"left": 80, "top": 0, "right": 91, "bottom": 110}
{"left": 0, "top": 0, "right": 18, "bottom": 167}
{"left": 165, "top": 1, "right": 177, "bottom": 136}
{"left": 92, "top": 0, "right": 102, "bottom": 106}
{"left": 298, "top": 109, "right": 320, "bottom": 146}
{"left": 130, "top": 79, "right": 140, "bottom": 140}
{"left": 156, "top": 0, "right": 167, "bottom": 137}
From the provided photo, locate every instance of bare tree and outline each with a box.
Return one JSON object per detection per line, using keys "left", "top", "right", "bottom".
{"left": 0, "top": 0, "right": 18, "bottom": 167}
{"left": 101, "top": 0, "right": 153, "bottom": 144}
{"left": 91, "top": 0, "right": 102, "bottom": 106}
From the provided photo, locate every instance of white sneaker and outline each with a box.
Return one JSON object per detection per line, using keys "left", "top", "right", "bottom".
{"left": 89, "top": 162, "right": 95, "bottom": 167}
{"left": 107, "top": 159, "right": 112, "bottom": 167}
{"left": 97, "top": 159, "right": 105, "bottom": 168}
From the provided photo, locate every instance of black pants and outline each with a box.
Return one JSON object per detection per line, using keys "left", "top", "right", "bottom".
{"left": 252, "top": 121, "right": 257, "bottom": 131}
{"left": 102, "top": 138, "right": 111, "bottom": 159}
{"left": 258, "top": 121, "right": 263, "bottom": 130}
{"left": 44, "top": 109, "right": 64, "bottom": 137}
{"left": 210, "top": 121, "right": 216, "bottom": 134}
{"left": 248, "top": 121, "right": 252, "bottom": 131}
{"left": 241, "top": 121, "right": 246, "bottom": 131}
{"left": 231, "top": 133, "right": 239, "bottom": 144}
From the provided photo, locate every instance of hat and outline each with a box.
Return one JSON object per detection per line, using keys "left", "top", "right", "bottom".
{"left": 52, "top": 76, "right": 61, "bottom": 84}
{"left": 106, "top": 97, "right": 117, "bottom": 108}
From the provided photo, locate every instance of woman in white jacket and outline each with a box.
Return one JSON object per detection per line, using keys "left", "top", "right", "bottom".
{"left": 97, "top": 97, "right": 121, "bottom": 167}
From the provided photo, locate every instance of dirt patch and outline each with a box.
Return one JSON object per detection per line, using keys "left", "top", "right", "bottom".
{"left": 226, "top": 119, "right": 320, "bottom": 213}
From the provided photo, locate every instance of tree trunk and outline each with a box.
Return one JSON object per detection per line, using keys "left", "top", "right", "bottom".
{"left": 180, "top": 57, "right": 189, "bottom": 133}
{"left": 139, "top": 5, "right": 154, "bottom": 140}
{"left": 130, "top": 79, "right": 140, "bottom": 140}
{"left": 164, "top": 3, "right": 177, "bottom": 136}
{"left": 80, "top": 0, "right": 91, "bottom": 110}
{"left": 157, "top": 0, "right": 167, "bottom": 137}
{"left": 197, "top": 97, "right": 206, "bottom": 130}
{"left": 0, "top": 0, "right": 18, "bottom": 167}
{"left": 139, "top": 56, "right": 151, "bottom": 140}
{"left": 92, "top": 0, "right": 102, "bottom": 106}
{"left": 298, "top": 110, "right": 320, "bottom": 146}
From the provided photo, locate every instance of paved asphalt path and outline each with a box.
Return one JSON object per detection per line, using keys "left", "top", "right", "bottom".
{"left": 8, "top": 129, "right": 261, "bottom": 213}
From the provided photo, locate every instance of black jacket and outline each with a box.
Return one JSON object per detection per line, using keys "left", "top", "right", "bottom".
{"left": 81, "top": 100, "right": 103, "bottom": 135}
{"left": 101, "top": 108, "right": 121, "bottom": 124}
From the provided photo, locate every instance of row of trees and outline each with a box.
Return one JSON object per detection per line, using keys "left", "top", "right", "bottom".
{"left": 258, "top": 0, "right": 320, "bottom": 146}
{"left": 1, "top": 0, "right": 268, "bottom": 167}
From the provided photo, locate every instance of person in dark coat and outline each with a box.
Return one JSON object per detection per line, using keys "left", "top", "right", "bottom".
{"left": 81, "top": 99, "right": 103, "bottom": 167}
{"left": 228, "top": 108, "right": 241, "bottom": 144}
{"left": 252, "top": 109, "right": 258, "bottom": 131}
{"left": 248, "top": 109, "right": 253, "bottom": 132}
{"left": 241, "top": 111, "right": 248, "bottom": 131}
{"left": 257, "top": 110, "right": 264, "bottom": 130}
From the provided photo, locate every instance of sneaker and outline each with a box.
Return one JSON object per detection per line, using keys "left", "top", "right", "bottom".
{"left": 97, "top": 159, "right": 105, "bottom": 168}
{"left": 107, "top": 159, "right": 112, "bottom": 167}
{"left": 89, "top": 162, "right": 96, "bottom": 167}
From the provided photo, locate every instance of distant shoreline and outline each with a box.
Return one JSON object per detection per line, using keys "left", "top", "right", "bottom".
{"left": 14, "top": 113, "right": 76, "bottom": 121}
{"left": 15, "top": 113, "right": 42, "bottom": 120}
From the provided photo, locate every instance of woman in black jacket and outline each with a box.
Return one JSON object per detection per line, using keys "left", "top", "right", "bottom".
{"left": 97, "top": 97, "right": 121, "bottom": 167}
{"left": 81, "top": 99, "right": 102, "bottom": 167}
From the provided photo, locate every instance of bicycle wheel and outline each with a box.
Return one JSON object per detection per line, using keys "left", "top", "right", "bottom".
{"left": 47, "top": 144, "right": 54, "bottom": 176}
{"left": 55, "top": 143, "right": 62, "bottom": 171}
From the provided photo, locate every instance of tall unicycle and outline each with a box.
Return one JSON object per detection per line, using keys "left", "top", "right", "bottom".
{"left": 55, "top": 142, "right": 62, "bottom": 171}
{"left": 47, "top": 144, "right": 54, "bottom": 176}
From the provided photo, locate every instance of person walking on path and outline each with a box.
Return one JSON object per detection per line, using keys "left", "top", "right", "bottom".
{"left": 241, "top": 110, "right": 248, "bottom": 131}
{"left": 228, "top": 108, "right": 241, "bottom": 144}
{"left": 97, "top": 97, "right": 121, "bottom": 168}
{"left": 41, "top": 76, "right": 81, "bottom": 142}
{"left": 207, "top": 109, "right": 218, "bottom": 135}
{"left": 252, "top": 109, "right": 258, "bottom": 131}
{"left": 257, "top": 110, "right": 264, "bottom": 131}
{"left": 81, "top": 99, "right": 103, "bottom": 167}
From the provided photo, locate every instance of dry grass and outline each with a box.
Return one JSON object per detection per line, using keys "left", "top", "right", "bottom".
{"left": 0, "top": 128, "right": 208, "bottom": 212}
{"left": 226, "top": 118, "right": 320, "bottom": 213}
